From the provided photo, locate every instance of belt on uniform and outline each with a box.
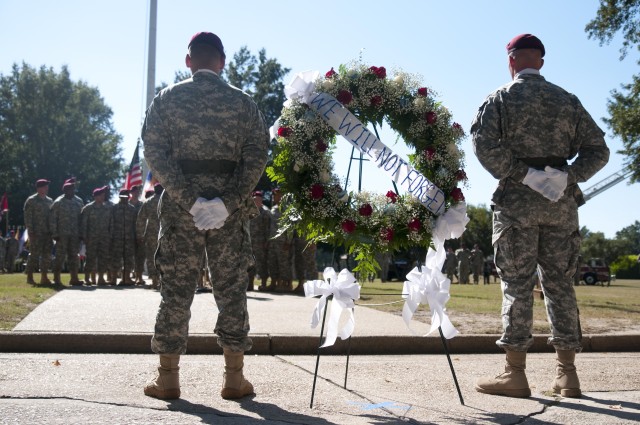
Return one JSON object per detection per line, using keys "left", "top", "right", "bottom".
{"left": 518, "top": 156, "right": 567, "bottom": 170}
{"left": 178, "top": 159, "right": 237, "bottom": 175}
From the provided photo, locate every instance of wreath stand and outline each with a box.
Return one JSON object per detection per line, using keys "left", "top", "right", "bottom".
{"left": 309, "top": 136, "right": 464, "bottom": 408}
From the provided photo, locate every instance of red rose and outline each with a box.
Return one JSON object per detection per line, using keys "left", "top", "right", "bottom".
{"left": 408, "top": 218, "right": 422, "bottom": 232}
{"left": 452, "top": 122, "right": 462, "bottom": 131}
{"left": 386, "top": 190, "right": 398, "bottom": 203}
{"left": 455, "top": 169, "right": 467, "bottom": 181}
{"left": 451, "top": 187, "right": 465, "bottom": 202}
{"left": 310, "top": 184, "right": 324, "bottom": 200}
{"left": 341, "top": 219, "right": 356, "bottom": 234}
{"left": 424, "top": 147, "right": 436, "bottom": 161}
{"left": 417, "top": 87, "right": 428, "bottom": 97}
{"left": 425, "top": 111, "right": 437, "bottom": 124}
{"left": 337, "top": 89, "right": 353, "bottom": 105}
{"left": 370, "top": 95, "right": 383, "bottom": 107}
{"left": 381, "top": 227, "right": 394, "bottom": 242}
{"left": 325, "top": 67, "right": 337, "bottom": 79}
{"left": 277, "top": 127, "right": 292, "bottom": 138}
{"left": 369, "top": 66, "right": 386, "bottom": 79}
{"left": 358, "top": 203, "right": 373, "bottom": 216}
{"left": 316, "top": 139, "right": 328, "bottom": 152}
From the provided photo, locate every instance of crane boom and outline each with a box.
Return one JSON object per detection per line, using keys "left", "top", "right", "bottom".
{"left": 583, "top": 167, "right": 633, "bottom": 201}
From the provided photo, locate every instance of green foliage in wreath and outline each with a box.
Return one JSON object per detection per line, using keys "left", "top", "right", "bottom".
{"left": 267, "top": 62, "right": 467, "bottom": 276}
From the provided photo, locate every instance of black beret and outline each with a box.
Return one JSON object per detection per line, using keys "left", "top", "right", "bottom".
{"left": 119, "top": 189, "right": 129, "bottom": 198}
{"left": 506, "top": 34, "right": 545, "bottom": 57}
{"left": 188, "top": 32, "right": 225, "bottom": 57}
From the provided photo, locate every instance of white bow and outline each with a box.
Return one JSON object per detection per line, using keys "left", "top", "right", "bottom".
{"left": 432, "top": 202, "right": 469, "bottom": 248}
{"left": 304, "top": 267, "right": 361, "bottom": 348}
{"left": 402, "top": 248, "right": 458, "bottom": 339}
{"left": 283, "top": 70, "right": 319, "bottom": 105}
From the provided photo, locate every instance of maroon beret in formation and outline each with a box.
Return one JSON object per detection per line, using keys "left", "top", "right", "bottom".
{"left": 35, "top": 179, "right": 50, "bottom": 188}
{"left": 92, "top": 187, "right": 104, "bottom": 196}
{"left": 252, "top": 190, "right": 263, "bottom": 197}
{"left": 188, "top": 32, "right": 225, "bottom": 57}
{"left": 506, "top": 33, "right": 545, "bottom": 57}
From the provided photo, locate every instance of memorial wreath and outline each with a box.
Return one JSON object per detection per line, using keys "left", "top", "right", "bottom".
{"left": 267, "top": 62, "right": 467, "bottom": 275}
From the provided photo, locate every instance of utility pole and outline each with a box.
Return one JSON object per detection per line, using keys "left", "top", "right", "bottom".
{"left": 146, "top": 0, "right": 157, "bottom": 109}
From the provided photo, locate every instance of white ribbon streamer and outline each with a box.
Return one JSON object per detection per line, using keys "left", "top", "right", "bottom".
{"left": 283, "top": 70, "right": 319, "bottom": 105}
{"left": 304, "top": 267, "right": 361, "bottom": 348}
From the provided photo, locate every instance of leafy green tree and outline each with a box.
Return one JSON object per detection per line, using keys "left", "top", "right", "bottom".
{"left": 459, "top": 204, "right": 493, "bottom": 257}
{"left": 0, "top": 63, "right": 123, "bottom": 226}
{"left": 586, "top": 0, "right": 640, "bottom": 182}
{"left": 615, "top": 220, "right": 640, "bottom": 253}
{"left": 580, "top": 230, "right": 630, "bottom": 264}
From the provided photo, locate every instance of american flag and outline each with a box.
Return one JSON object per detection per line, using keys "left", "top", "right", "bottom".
{"left": 124, "top": 142, "right": 143, "bottom": 190}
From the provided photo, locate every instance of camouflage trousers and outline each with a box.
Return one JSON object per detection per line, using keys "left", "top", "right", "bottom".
{"left": 110, "top": 238, "right": 135, "bottom": 276}
{"left": 53, "top": 235, "right": 80, "bottom": 274}
{"left": 494, "top": 225, "right": 582, "bottom": 352}
{"left": 84, "top": 236, "right": 110, "bottom": 274}
{"left": 151, "top": 200, "right": 252, "bottom": 354}
{"left": 458, "top": 263, "right": 470, "bottom": 284}
{"left": 134, "top": 239, "right": 145, "bottom": 276}
{"left": 144, "top": 235, "right": 159, "bottom": 279}
{"left": 293, "top": 237, "right": 317, "bottom": 281}
{"left": 25, "top": 233, "right": 53, "bottom": 274}
{"left": 249, "top": 240, "right": 269, "bottom": 279}
{"left": 268, "top": 236, "right": 292, "bottom": 281}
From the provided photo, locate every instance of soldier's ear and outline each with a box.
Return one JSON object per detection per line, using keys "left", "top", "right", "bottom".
{"left": 185, "top": 54, "right": 192, "bottom": 68}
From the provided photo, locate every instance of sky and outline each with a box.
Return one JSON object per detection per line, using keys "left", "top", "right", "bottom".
{"left": 1, "top": 0, "right": 638, "bottom": 238}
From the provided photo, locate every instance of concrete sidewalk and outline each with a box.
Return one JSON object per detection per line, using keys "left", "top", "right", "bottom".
{"left": 1, "top": 285, "right": 639, "bottom": 423}
{"left": 1, "top": 285, "right": 638, "bottom": 354}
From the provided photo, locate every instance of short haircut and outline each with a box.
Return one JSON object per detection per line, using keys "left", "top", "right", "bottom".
{"left": 189, "top": 43, "right": 223, "bottom": 65}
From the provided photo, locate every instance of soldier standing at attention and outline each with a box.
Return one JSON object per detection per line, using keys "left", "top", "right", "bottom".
{"left": 50, "top": 179, "right": 85, "bottom": 285}
{"left": 265, "top": 188, "right": 292, "bottom": 292}
{"left": 23, "top": 179, "right": 53, "bottom": 284}
{"left": 0, "top": 232, "right": 5, "bottom": 272}
{"left": 141, "top": 32, "right": 269, "bottom": 401}
{"left": 109, "top": 189, "right": 137, "bottom": 286}
{"left": 470, "top": 243, "right": 484, "bottom": 285}
{"left": 136, "top": 183, "right": 163, "bottom": 289}
{"left": 248, "top": 190, "right": 270, "bottom": 291}
{"left": 456, "top": 243, "right": 471, "bottom": 284}
{"left": 129, "top": 185, "right": 146, "bottom": 285}
{"left": 4, "top": 230, "right": 19, "bottom": 273}
{"left": 444, "top": 247, "right": 458, "bottom": 284}
{"left": 471, "top": 34, "right": 609, "bottom": 399}
{"left": 81, "top": 187, "right": 111, "bottom": 286}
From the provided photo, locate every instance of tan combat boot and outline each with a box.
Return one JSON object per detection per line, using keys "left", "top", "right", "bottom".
{"left": 475, "top": 350, "right": 531, "bottom": 398}
{"left": 552, "top": 349, "right": 581, "bottom": 398}
{"left": 53, "top": 271, "right": 63, "bottom": 286}
{"left": 144, "top": 354, "right": 181, "bottom": 400}
{"left": 39, "top": 272, "right": 52, "bottom": 285}
{"left": 69, "top": 271, "right": 84, "bottom": 286}
{"left": 26, "top": 271, "right": 36, "bottom": 285}
{"left": 221, "top": 349, "right": 254, "bottom": 400}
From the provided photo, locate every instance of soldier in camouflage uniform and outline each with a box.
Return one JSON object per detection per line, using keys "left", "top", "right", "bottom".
{"left": 129, "top": 185, "right": 146, "bottom": 285}
{"left": 23, "top": 179, "right": 53, "bottom": 284}
{"left": 0, "top": 234, "right": 5, "bottom": 272}
{"left": 50, "top": 179, "right": 85, "bottom": 285}
{"left": 81, "top": 187, "right": 112, "bottom": 286}
{"left": 455, "top": 244, "right": 471, "bottom": 284}
{"left": 136, "top": 183, "right": 163, "bottom": 289}
{"left": 265, "top": 188, "right": 293, "bottom": 292}
{"left": 5, "top": 230, "right": 19, "bottom": 273}
{"left": 292, "top": 232, "right": 317, "bottom": 294}
{"left": 471, "top": 34, "right": 609, "bottom": 399}
{"left": 248, "top": 191, "right": 270, "bottom": 291}
{"left": 110, "top": 189, "right": 137, "bottom": 286}
{"left": 141, "top": 32, "right": 269, "bottom": 401}
{"left": 470, "top": 244, "right": 484, "bottom": 285}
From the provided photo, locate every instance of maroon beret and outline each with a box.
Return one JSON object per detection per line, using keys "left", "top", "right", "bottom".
{"left": 506, "top": 34, "right": 545, "bottom": 57}
{"left": 35, "top": 179, "right": 50, "bottom": 188}
{"left": 188, "top": 32, "right": 225, "bottom": 57}
{"left": 252, "top": 190, "right": 263, "bottom": 197}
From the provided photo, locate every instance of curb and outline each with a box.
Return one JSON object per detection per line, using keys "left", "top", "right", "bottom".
{"left": 1, "top": 332, "right": 638, "bottom": 354}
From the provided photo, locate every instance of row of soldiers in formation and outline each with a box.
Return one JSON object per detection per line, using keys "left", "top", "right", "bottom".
{"left": 21, "top": 178, "right": 163, "bottom": 287}
{"left": 443, "top": 243, "right": 496, "bottom": 284}
{"left": 0, "top": 229, "right": 21, "bottom": 273}
{"left": 248, "top": 188, "right": 318, "bottom": 293}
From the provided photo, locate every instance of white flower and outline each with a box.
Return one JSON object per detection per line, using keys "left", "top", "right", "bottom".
{"left": 413, "top": 97, "right": 426, "bottom": 109}
{"left": 447, "top": 143, "right": 460, "bottom": 160}
{"left": 393, "top": 74, "right": 404, "bottom": 86}
{"left": 322, "top": 79, "right": 335, "bottom": 91}
{"left": 320, "top": 170, "right": 331, "bottom": 183}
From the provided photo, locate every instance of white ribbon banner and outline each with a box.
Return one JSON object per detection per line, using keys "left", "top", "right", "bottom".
{"left": 307, "top": 92, "right": 445, "bottom": 215}
{"left": 304, "top": 267, "right": 361, "bottom": 348}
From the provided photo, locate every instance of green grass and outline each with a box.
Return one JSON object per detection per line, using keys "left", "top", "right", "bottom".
{"left": 358, "top": 278, "right": 640, "bottom": 333}
{"left": 0, "top": 273, "right": 62, "bottom": 330}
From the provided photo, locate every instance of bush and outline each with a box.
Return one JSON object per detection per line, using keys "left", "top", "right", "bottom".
{"left": 610, "top": 254, "right": 640, "bottom": 279}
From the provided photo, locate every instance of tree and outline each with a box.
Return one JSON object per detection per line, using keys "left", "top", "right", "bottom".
{"left": 0, "top": 63, "right": 123, "bottom": 226}
{"left": 459, "top": 204, "right": 493, "bottom": 257}
{"left": 615, "top": 220, "right": 640, "bottom": 253}
{"left": 225, "top": 46, "right": 290, "bottom": 127}
{"left": 580, "top": 230, "right": 630, "bottom": 265}
{"left": 586, "top": 0, "right": 640, "bottom": 182}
